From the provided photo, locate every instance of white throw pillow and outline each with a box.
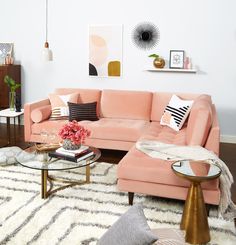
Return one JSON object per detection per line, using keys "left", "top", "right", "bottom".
{"left": 160, "top": 94, "right": 193, "bottom": 131}
{"left": 48, "top": 93, "right": 79, "bottom": 120}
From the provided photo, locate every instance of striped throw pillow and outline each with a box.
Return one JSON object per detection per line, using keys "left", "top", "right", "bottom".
{"left": 68, "top": 102, "right": 99, "bottom": 121}
{"left": 160, "top": 95, "right": 193, "bottom": 131}
{"left": 48, "top": 93, "right": 79, "bottom": 120}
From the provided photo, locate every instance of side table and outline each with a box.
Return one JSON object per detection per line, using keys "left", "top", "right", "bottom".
{"left": 0, "top": 108, "right": 24, "bottom": 146}
{"left": 172, "top": 160, "right": 221, "bottom": 244}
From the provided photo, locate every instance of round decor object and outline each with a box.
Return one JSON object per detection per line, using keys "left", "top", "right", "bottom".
{"left": 62, "top": 139, "right": 81, "bottom": 151}
{"left": 132, "top": 22, "right": 160, "bottom": 50}
{"left": 153, "top": 57, "right": 165, "bottom": 68}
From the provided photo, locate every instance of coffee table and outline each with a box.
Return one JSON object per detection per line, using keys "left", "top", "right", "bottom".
{"left": 172, "top": 160, "right": 221, "bottom": 244}
{"left": 16, "top": 146, "right": 101, "bottom": 199}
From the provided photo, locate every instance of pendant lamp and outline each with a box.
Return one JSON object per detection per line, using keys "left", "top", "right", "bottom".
{"left": 43, "top": 0, "right": 53, "bottom": 61}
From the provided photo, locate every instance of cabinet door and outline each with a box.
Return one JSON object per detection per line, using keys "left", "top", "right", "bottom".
{"left": 0, "top": 68, "right": 9, "bottom": 108}
{"left": 0, "top": 65, "right": 21, "bottom": 109}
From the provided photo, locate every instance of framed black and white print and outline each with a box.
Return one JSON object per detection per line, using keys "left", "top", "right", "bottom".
{"left": 169, "top": 50, "right": 184, "bottom": 69}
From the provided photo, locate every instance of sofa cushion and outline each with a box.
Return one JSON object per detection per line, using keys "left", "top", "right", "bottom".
{"left": 117, "top": 146, "right": 219, "bottom": 190}
{"left": 186, "top": 95, "right": 213, "bottom": 146}
{"left": 100, "top": 89, "right": 152, "bottom": 120}
{"left": 151, "top": 92, "right": 201, "bottom": 122}
{"left": 31, "top": 120, "right": 68, "bottom": 136}
{"left": 97, "top": 204, "right": 158, "bottom": 245}
{"left": 48, "top": 93, "right": 79, "bottom": 120}
{"left": 160, "top": 95, "right": 193, "bottom": 131}
{"left": 79, "top": 118, "right": 150, "bottom": 142}
{"left": 68, "top": 101, "right": 99, "bottom": 121}
{"left": 31, "top": 105, "right": 52, "bottom": 123}
{"left": 140, "top": 122, "right": 187, "bottom": 145}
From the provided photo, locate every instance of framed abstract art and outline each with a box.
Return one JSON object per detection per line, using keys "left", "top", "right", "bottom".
{"left": 89, "top": 25, "right": 123, "bottom": 77}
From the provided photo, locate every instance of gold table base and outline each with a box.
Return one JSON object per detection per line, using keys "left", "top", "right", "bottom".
{"left": 41, "top": 164, "right": 90, "bottom": 199}
{"left": 181, "top": 181, "right": 210, "bottom": 244}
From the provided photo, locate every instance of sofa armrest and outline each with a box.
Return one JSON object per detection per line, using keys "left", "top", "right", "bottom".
{"left": 204, "top": 105, "right": 220, "bottom": 156}
{"left": 24, "top": 99, "right": 50, "bottom": 141}
{"left": 186, "top": 96, "right": 213, "bottom": 147}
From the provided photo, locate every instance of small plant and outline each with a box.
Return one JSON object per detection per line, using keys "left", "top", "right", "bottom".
{"left": 58, "top": 120, "right": 91, "bottom": 145}
{"left": 4, "top": 75, "right": 21, "bottom": 92}
{"left": 148, "top": 54, "right": 159, "bottom": 58}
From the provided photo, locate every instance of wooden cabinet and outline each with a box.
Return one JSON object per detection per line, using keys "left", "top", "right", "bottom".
{"left": 0, "top": 65, "right": 21, "bottom": 109}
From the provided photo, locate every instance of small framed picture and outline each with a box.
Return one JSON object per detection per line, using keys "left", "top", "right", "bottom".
{"left": 169, "top": 50, "right": 184, "bottom": 69}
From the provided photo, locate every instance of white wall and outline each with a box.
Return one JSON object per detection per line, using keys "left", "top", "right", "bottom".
{"left": 1, "top": 0, "right": 236, "bottom": 139}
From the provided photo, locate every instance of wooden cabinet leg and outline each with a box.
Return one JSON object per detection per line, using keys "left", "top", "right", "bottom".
{"left": 128, "top": 192, "right": 134, "bottom": 205}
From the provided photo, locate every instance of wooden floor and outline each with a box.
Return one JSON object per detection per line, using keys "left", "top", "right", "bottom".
{"left": 0, "top": 123, "right": 236, "bottom": 204}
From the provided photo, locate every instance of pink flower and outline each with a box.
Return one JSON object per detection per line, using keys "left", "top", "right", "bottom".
{"left": 58, "top": 120, "right": 91, "bottom": 145}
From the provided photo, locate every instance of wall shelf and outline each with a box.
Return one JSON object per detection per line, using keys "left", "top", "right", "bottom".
{"left": 145, "top": 68, "right": 197, "bottom": 73}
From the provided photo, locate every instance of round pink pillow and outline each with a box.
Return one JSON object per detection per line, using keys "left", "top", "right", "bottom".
{"left": 31, "top": 105, "right": 52, "bottom": 123}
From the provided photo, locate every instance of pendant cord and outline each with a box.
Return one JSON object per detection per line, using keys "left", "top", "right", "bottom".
{"left": 45, "top": 0, "right": 48, "bottom": 42}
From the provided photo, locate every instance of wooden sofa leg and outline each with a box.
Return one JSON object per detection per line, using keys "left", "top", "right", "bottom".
{"left": 128, "top": 192, "right": 134, "bottom": 205}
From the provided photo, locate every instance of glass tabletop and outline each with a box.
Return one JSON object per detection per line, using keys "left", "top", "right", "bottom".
{"left": 172, "top": 160, "right": 221, "bottom": 179}
{"left": 16, "top": 146, "right": 101, "bottom": 171}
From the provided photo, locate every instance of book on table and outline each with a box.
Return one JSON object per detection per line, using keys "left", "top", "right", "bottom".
{"left": 49, "top": 149, "right": 94, "bottom": 163}
{"left": 56, "top": 145, "right": 89, "bottom": 157}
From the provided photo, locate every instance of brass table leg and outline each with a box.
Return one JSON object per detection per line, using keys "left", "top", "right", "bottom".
{"left": 86, "top": 164, "right": 90, "bottom": 183}
{"left": 181, "top": 181, "right": 210, "bottom": 244}
{"left": 41, "top": 170, "right": 48, "bottom": 199}
{"left": 7, "top": 117, "right": 11, "bottom": 145}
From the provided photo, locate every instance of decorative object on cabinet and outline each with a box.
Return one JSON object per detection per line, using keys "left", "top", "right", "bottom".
{"left": 148, "top": 53, "right": 165, "bottom": 68}
{"left": 0, "top": 43, "right": 13, "bottom": 64}
{"left": 132, "top": 22, "right": 160, "bottom": 50}
{"left": 169, "top": 50, "right": 185, "bottom": 69}
{"left": 43, "top": 0, "right": 53, "bottom": 61}
{"left": 89, "top": 25, "right": 123, "bottom": 77}
{"left": 0, "top": 65, "right": 21, "bottom": 109}
{"left": 4, "top": 75, "right": 21, "bottom": 111}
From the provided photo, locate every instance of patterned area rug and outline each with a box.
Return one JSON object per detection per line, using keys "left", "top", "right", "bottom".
{"left": 0, "top": 162, "right": 235, "bottom": 245}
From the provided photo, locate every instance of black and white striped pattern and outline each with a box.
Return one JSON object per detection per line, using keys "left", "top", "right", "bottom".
{"left": 165, "top": 105, "right": 190, "bottom": 127}
{"left": 160, "top": 95, "right": 193, "bottom": 131}
{"left": 0, "top": 163, "right": 235, "bottom": 244}
{"left": 68, "top": 102, "right": 99, "bottom": 122}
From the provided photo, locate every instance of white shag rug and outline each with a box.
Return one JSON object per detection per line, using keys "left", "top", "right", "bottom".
{"left": 0, "top": 162, "right": 235, "bottom": 245}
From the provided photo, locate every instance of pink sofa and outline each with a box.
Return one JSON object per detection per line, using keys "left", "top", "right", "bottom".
{"left": 24, "top": 88, "right": 220, "bottom": 205}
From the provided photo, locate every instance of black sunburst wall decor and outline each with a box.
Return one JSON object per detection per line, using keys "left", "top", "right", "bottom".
{"left": 132, "top": 22, "right": 160, "bottom": 50}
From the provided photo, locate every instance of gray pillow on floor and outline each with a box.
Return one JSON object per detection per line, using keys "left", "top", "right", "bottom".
{"left": 0, "top": 146, "right": 22, "bottom": 165}
{"left": 97, "top": 203, "right": 158, "bottom": 245}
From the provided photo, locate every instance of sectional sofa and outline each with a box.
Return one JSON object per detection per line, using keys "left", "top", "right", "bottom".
{"left": 24, "top": 88, "right": 220, "bottom": 205}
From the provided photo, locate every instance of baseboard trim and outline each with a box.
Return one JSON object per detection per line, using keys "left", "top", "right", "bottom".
{"left": 220, "top": 135, "right": 236, "bottom": 144}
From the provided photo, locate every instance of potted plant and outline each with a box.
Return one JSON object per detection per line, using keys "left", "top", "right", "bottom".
{"left": 58, "top": 120, "right": 91, "bottom": 150}
{"left": 4, "top": 75, "right": 21, "bottom": 111}
{"left": 148, "top": 54, "right": 165, "bottom": 68}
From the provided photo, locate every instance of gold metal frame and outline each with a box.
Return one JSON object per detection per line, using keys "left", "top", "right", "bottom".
{"left": 41, "top": 163, "right": 91, "bottom": 199}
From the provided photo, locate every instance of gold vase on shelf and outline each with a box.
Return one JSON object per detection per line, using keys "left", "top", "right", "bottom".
{"left": 149, "top": 53, "right": 165, "bottom": 68}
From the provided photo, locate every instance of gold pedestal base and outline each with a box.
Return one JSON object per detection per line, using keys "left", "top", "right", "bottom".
{"left": 41, "top": 164, "right": 90, "bottom": 199}
{"left": 181, "top": 181, "right": 210, "bottom": 244}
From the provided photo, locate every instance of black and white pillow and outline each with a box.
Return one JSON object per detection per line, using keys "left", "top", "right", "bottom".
{"left": 68, "top": 101, "right": 99, "bottom": 121}
{"left": 160, "top": 95, "right": 193, "bottom": 131}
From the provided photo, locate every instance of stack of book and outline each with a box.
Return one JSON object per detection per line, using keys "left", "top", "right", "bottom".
{"left": 49, "top": 145, "right": 94, "bottom": 163}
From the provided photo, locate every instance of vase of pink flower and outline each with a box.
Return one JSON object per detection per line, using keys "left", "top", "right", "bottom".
{"left": 58, "top": 120, "right": 91, "bottom": 150}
